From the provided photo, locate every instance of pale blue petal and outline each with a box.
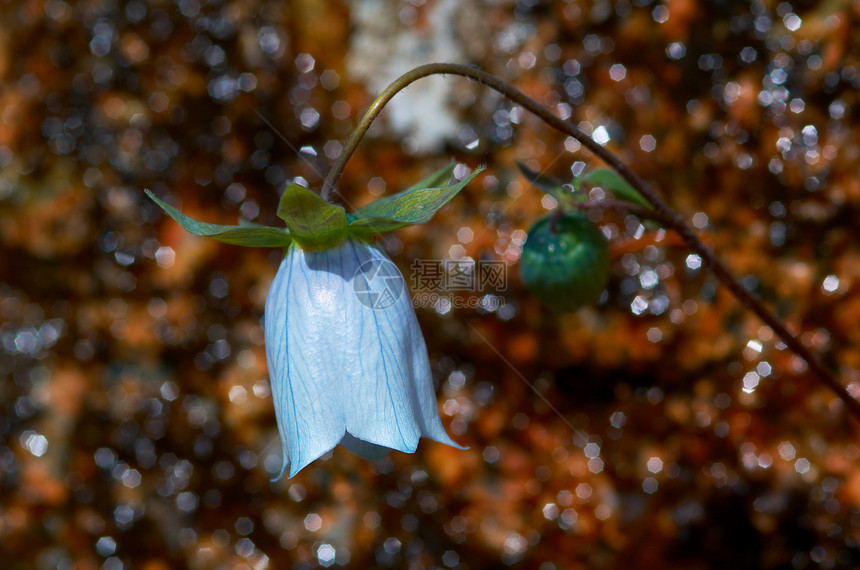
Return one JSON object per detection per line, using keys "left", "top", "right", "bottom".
{"left": 339, "top": 242, "right": 465, "bottom": 452}
{"left": 265, "top": 243, "right": 350, "bottom": 478}
{"left": 340, "top": 243, "right": 421, "bottom": 453}
{"left": 402, "top": 328, "right": 468, "bottom": 451}
{"left": 265, "top": 238, "right": 464, "bottom": 479}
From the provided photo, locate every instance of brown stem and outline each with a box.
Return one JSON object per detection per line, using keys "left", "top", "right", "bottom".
{"left": 576, "top": 199, "right": 670, "bottom": 224}
{"left": 324, "top": 63, "right": 860, "bottom": 422}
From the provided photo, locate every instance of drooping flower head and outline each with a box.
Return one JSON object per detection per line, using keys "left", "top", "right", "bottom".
{"left": 266, "top": 238, "right": 464, "bottom": 477}
{"left": 146, "top": 163, "right": 483, "bottom": 477}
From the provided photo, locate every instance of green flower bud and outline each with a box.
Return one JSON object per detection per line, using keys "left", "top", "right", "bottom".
{"left": 519, "top": 211, "right": 609, "bottom": 312}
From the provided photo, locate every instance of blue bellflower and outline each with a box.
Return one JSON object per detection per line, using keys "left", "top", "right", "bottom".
{"left": 265, "top": 238, "right": 465, "bottom": 478}
{"left": 146, "top": 165, "right": 483, "bottom": 478}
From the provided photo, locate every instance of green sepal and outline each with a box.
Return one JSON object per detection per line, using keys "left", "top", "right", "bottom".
{"left": 145, "top": 190, "right": 292, "bottom": 247}
{"left": 148, "top": 163, "right": 484, "bottom": 251}
{"left": 516, "top": 161, "right": 578, "bottom": 207}
{"left": 348, "top": 165, "right": 485, "bottom": 240}
{"left": 573, "top": 168, "right": 652, "bottom": 209}
{"left": 406, "top": 161, "right": 457, "bottom": 192}
{"left": 277, "top": 183, "right": 349, "bottom": 250}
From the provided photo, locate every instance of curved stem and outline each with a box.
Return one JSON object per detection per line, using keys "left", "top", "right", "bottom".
{"left": 576, "top": 199, "right": 669, "bottom": 223}
{"left": 323, "top": 62, "right": 860, "bottom": 421}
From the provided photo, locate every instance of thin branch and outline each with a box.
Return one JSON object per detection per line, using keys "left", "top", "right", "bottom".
{"left": 575, "top": 199, "right": 670, "bottom": 224}
{"left": 322, "top": 62, "right": 860, "bottom": 422}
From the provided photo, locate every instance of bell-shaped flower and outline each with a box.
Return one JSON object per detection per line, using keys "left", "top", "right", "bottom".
{"left": 265, "top": 238, "right": 465, "bottom": 478}
{"left": 145, "top": 163, "right": 483, "bottom": 478}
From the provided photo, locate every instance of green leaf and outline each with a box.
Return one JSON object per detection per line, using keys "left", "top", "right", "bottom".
{"left": 516, "top": 161, "right": 575, "bottom": 206}
{"left": 349, "top": 165, "right": 484, "bottom": 239}
{"left": 145, "top": 190, "right": 292, "bottom": 247}
{"left": 277, "top": 183, "right": 349, "bottom": 250}
{"left": 574, "top": 168, "right": 652, "bottom": 209}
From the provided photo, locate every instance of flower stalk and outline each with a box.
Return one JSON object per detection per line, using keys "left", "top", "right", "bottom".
{"left": 322, "top": 62, "right": 860, "bottom": 422}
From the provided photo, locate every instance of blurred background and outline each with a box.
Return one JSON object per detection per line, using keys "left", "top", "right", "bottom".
{"left": 2, "top": 0, "right": 860, "bottom": 568}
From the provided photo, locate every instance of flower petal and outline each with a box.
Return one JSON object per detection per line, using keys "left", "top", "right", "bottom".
{"left": 265, "top": 243, "right": 352, "bottom": 478}
{"left": 265, "top": 239, "right": 464, "bottom": 479}
{"left": 340, "top": 245, "right": 464, "bottom": 452}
